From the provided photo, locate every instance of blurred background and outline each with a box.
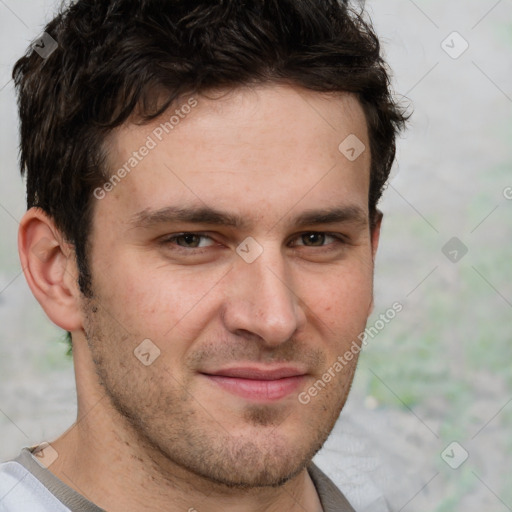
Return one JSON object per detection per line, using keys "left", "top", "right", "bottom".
{"left": 1, "top": 1, "right": 511, "bottom": 511}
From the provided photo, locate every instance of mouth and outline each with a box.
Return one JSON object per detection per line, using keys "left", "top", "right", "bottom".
{"left": 200, "top": 366, "right": 308, "bottom": 402}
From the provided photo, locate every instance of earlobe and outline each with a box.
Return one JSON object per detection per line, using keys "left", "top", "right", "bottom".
{"left": 18, "top": 208, "right": 83, "bottom": 332}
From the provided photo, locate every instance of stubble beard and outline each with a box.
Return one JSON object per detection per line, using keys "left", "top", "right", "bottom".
{"left": 81, "top": 297, "right": 354, "bottom": 490}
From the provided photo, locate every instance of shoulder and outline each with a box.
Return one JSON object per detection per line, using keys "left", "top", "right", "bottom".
{"left": 308, "top": 462, "right": 356, "bottom": 512}
{"left": 0, "top": 458, "right": 70, "bottom": 512}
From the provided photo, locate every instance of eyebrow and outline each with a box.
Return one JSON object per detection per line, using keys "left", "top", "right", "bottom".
{"left": 294, "top": 206, "right": 368, "bottom": 228}
{"left": 131, "top": 206, "right": 247, "bottom": 229}
{"left": 130, "top": 204, "right": 368, "bottom": 231}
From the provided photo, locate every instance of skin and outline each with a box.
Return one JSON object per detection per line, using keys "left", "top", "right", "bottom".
{"left": 19, "top": 83, "right": 381, "bottom": 512}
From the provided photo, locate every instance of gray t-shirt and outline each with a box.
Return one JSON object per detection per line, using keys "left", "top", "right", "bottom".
{"left": 0, "top": 447, "right": 355, "bottom": 511}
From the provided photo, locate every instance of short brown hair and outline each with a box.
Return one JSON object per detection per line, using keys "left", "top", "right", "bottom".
{"left": 13, "top": 0, "right": 408, "bottom": 297}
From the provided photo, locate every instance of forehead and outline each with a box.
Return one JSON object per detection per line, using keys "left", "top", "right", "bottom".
{"left": 100, "top": 84, "right": 370, "bottom": 227}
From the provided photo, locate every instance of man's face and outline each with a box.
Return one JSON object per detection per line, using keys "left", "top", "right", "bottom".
{"left": 82, "top": 84, "right": 377, "bottom": 487}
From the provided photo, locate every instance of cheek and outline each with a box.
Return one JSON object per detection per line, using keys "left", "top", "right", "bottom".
{"left": 308, "top": 265, "right": 373, "bottom": 337}
{"left": 94, "top": 258, "right": 223, "bottom": 342}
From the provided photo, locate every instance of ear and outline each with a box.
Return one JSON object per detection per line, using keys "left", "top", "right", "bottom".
{"left": 18, "top": 208, "right": 83, "bottom": 332}
{"left": 367, "top": 209, "right": 383, "bottom": 317}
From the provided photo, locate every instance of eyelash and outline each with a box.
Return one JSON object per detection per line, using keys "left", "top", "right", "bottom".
{"left": 159, "top": 232, "right": 347, "bottom": 253}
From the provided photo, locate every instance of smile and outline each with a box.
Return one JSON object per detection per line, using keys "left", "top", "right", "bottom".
{"left": 201, "top": 366, "right": 307, "bottom": 402}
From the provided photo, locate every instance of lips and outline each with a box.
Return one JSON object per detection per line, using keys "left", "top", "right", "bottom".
{"left": 207, "top": 366, "right": 306, "bottom": 380}
{"left": 201, "top": 366, "right": 307, "bottom": 402}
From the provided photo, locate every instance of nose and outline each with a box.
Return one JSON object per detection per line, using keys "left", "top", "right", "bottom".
{"left": 221, "top": 246, "right": 306, "bottom": 347}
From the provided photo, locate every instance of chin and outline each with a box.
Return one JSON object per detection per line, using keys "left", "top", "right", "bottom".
{"left": 196, "top": 452, "right": 308, "bottom": 489}
{"left": 165, "top": 425, "right": 326, "bottom": 490}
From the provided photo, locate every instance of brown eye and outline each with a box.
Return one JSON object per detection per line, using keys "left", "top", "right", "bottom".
{"left": 161, "top": 233, "right": 215, "bottom": 249}
{"left": 291, "top": 232, "right": 346, "bottom": 250}
{"left": 301, "top": 233, "right": 327, "bottom": 246}
{"left": 175, "top": 234, "right": 202, "bottom": 247}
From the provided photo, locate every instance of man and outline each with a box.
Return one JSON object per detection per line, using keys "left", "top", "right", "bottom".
{"left": 0, "top": 0, "right": 407, "bottom": 510}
